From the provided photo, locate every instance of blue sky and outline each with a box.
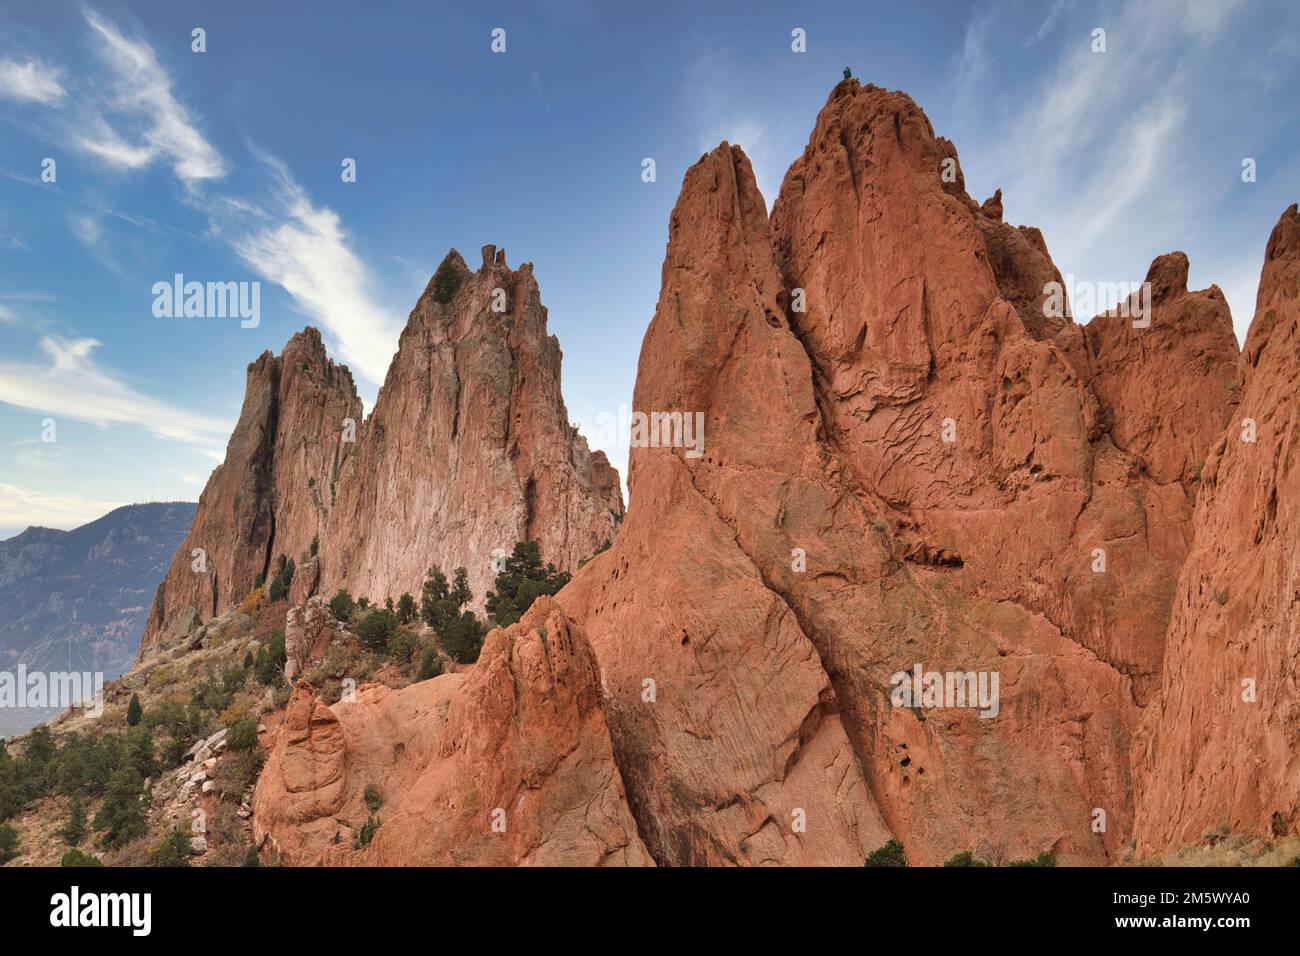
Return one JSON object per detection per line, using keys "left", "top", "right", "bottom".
{"left": 1, "top": 0, "right": 1296, "bottom": 538}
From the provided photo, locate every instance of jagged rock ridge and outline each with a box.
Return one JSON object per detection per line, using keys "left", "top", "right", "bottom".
{"left": 557, "top": 80, "right": 1246, "bottom": 865}
{"left": 138, "top": 250, "right": 622, "bottom": 660}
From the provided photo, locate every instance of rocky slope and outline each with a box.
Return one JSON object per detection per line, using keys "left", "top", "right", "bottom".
{"left": 0, "top": 502, "right": 194, "bottom": 736}
{"left": 138, "top": 252, "right": 622, "bottom": 660}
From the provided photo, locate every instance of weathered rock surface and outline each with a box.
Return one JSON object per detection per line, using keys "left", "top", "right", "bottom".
{"left": 284, "top": 595, "right": 337, "bottom": 682}
{"left": 253, "top": 598, "right": 650, "bottom": 865}
{"left": 558, "top": 80, "right": 1243, "bottom": 865}
{"left": 138, "top": 328, "right": 361, "bottom": 659}
{"left": 1133, "top": 205, "right": 1300, "bottom": 854}
{"left": 139, "top": 253, "right": 622, "bottom": 660}
{"left": 1084, "top": 252, "right": 1242, "bottom": 489}
{"left": 318, "top": 245, "right": 622, "bottom": 610}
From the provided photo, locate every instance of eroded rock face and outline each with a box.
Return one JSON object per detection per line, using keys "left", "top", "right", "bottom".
{"left": 253, "top": 598, "right": 650, "bottom": 866}
{"left": 138, "top": 328, "right": 361, "bottom": 659}
{"left": 139, "top": 252, "right": 622, "bottom": 660}
{"left": 1084, "top": 252, "right": 1243, "bottom": 489}
{"left": 318, "top": 246, "right": 622, "bottom": 610}
{"left": 284, "top": 596, "right": 337, "bottom": 682}
{"left": 559, "top": 81, "right": 1243, "bottom": 865}
{"left": 1133, "top": 205, "right": 1300, "bottom": 855}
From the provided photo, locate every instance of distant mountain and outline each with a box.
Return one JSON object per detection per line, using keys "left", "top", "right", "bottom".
{"left": 0, "top": 502, "right": 195, "bottom": 737}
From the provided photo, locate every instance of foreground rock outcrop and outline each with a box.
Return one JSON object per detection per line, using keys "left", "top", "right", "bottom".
{"left": 558, "top": 80, "right": 1245, "bottom": 865}
{"left": 253, "top": 598, "right": 650, "bottom": 865}
{"left": 1133, "top": 205, "right": 1300, "bottom": 854}
{"left": 139, "top": 251, "right": 621, "bottom": 660}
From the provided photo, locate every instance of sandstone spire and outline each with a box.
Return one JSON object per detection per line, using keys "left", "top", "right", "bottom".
{"left": 138, "top": 327, "right": 361, "bottom": 657}
{"left": 138, "top": 251, "right": 622, "bottom": 660}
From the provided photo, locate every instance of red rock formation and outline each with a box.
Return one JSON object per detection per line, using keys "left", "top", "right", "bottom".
{"left": 558, "top": 81, "right": 1242, "bottom": 865}
{"left": 318, "top": 245, "right": 621, "bottom": 610}
{"left": 283, "top": 596, "right": 337, "bottom": 682}
{"left": 253, "top": 598, "right": 650, "bottom": 865}
{"left": 138, "top": 328, "right": 361, "bottom": 658}
{"left": 1133, "top": 205, "right": 1300, "bottom": 854}
{"left": 139, "top": 252, "right": 621, "bottom": 660}
{"left": 1084, "top": 252, "right": 1242, "bottom": 490}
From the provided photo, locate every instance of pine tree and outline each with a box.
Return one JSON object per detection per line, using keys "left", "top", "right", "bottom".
{"left": 485, "top": 541, "right": 571, "bottom": 627}
{"left": 154, "top": 828, "right": 191, "bottom": 867}
{"left": 397, "top": 592, "right": 417, "bottom": 624}
{"left": 126, "top": 693, "right": 143, "bottom": 727}
{"left": 0, "top": 822, "right": 18, "bottom": 863}
{"left": 60, "top": 793, "right": 87, "bottom": 846}
{"left": 92, "top": 768, "right": 147, "bottom": 849}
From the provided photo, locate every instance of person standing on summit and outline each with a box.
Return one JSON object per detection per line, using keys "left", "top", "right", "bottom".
{"left": 843, "top": 66, "right": 852, "bottom": 79}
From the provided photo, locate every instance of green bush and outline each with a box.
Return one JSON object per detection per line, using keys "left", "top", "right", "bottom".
{"left": 430, "top": 255, "right": 463, "bottom": 304}
{"left": 242, "top": 846, "right": 261, "bottom": 867}
{"left": 0, "top": 822, "right": 18, "bottom": 863}
{"left": 126, "top": 693, "right": 143, "bottom": 727}
{"left": 864, "top": 839, "right": 908, "bottom": 867}
{"left": 221, "top": 665, "right": 247, "bottom": 695}
{"left": 254, "top": 630, "right": 287, "bottom": 686}
{"left": 440, "top": 611, "right": 488, "bottom": 665}
{"left": 357, "top": 609, "right": 399, "bottom": 651}
{"left": 943, "top": 851, "right": 988, "bottom": 867}
{"left": 269, "top": 556, "right": 295, "bottom": 603}
{"left": 386, "top": 630, "right": 418, "bottom": 664}
{"left": 417, "top": 644, "right": 444, "bottom": 681}
{"left": 154, "top": 828, "right": 191, "bottom": 867}
{"left": 328, "top": 589, "right": 355, "bottom": 623}
{"left": 353, "top": 815, "right": 381, "bottom": 849}
{"left": 1007, "top": 851, "right": 1057, "bottom": 868}
{"left": 396, "top": 592, "right": 417, "bottom": 624}
{"left": 92, "top": 768, "right": 147, "bottom": 849}
{"left": 485, "top": 541, "right": 570, "bottom": 628}
{"left": 60, "top": 848, "right": 103, "bottom": 867}
{"left": 364, "top": 784, "right": 384, "bottom": 814}
{"left": 60, "top": 794, "right": 87, "bottom": 846}
{"left": 214, "top": 748, "right": 264, "bottom": 801}
{"left": 226, "top": 714, "right": 259, "bottom": 752}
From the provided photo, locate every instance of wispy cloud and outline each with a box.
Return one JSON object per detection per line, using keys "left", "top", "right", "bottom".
{"left": 0, "top": 336, "right": 232, "bottom": 458}
{"left": 0, "top": 56, "right": 66, "bottom": 105}
{"left": 1026, "top": 0, "right": 1070, "bottom": 46}
{"left": 946, "top": 0, "right": 1289, "bottom": 329}
{"left": 68, "top": 213, "right": 104, "bottom": 249}
{"left": 0, "top": 482, "right": 123, "bottom": 532}
{"left": 73, "top": 113, "right": 156, "bottom": 170}
{"left": 220, "top": 150, "right": 400, "bottom": 383}
{"left": 80, "top": 9, "right": 226, "bottom": 186}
